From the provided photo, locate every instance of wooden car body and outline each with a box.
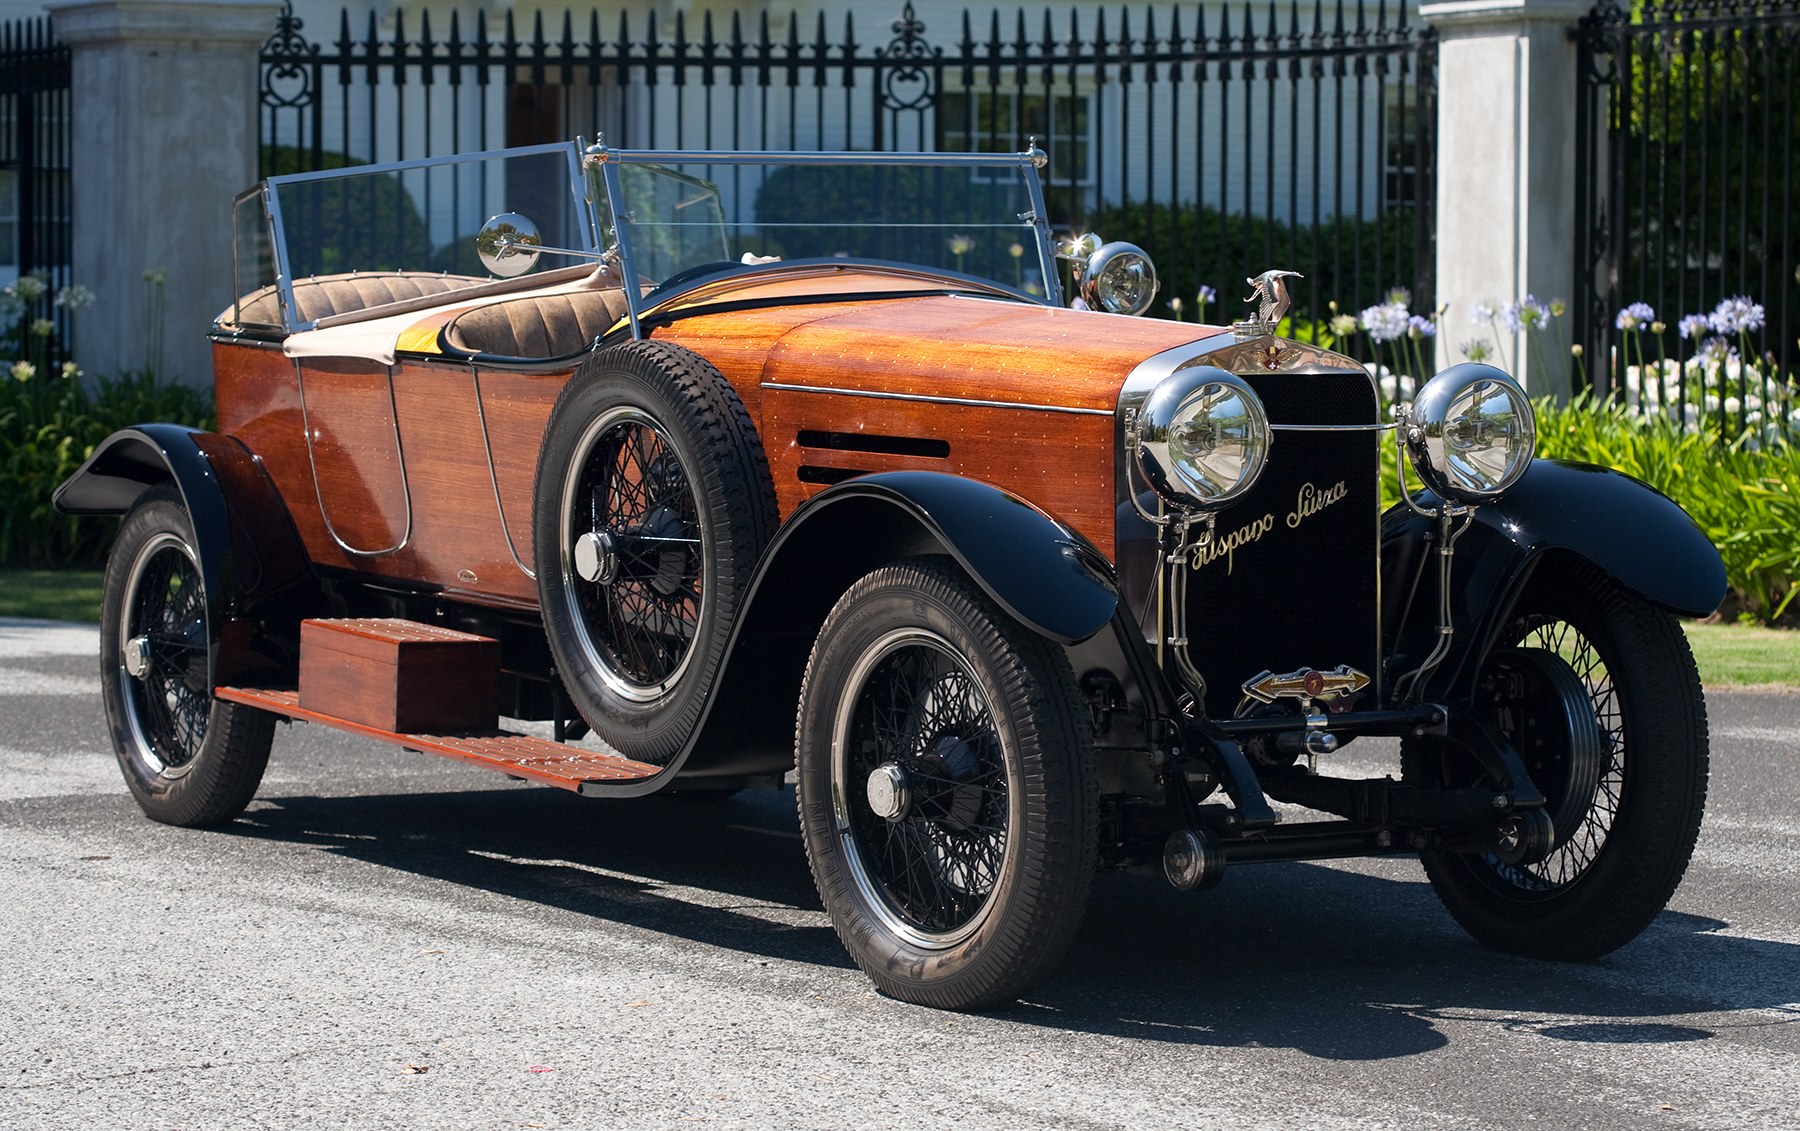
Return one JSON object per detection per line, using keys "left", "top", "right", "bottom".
{"left": 54, "top": 141, "right": 1727, "bottom": 1010}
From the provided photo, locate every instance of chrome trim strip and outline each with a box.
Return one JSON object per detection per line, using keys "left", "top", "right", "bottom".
{"left": 587, "top": 146, "right": 1048, "bottom": 170}
{"left": 471, "top": 364, "right": 537, "bottom": 581}
{"left": 760, "top": 382, "right": 1114, "bottom": 417}
{"left": 1270, "top": 422, "right": 1398, "bottom": 432}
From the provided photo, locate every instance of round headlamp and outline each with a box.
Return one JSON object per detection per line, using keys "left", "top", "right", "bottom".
{"left": 1081, "top": 241, "right": 1159, "bottom": 316}
{"left": 1404, "top": 363, "right": 1536, "bottom": 504}
{"left": 1135, "top": 366, "right": 1270, "bottom": 510}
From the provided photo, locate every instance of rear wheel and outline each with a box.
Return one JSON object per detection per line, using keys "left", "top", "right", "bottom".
{"left": 1403, "top": 561, "right": 1709, "bottom": 958}
{"left": 796, "top": 558, "right": 1098, "bottom": 1010}
{"left": 100, "top": 486, "right": 275, "bottom": 827}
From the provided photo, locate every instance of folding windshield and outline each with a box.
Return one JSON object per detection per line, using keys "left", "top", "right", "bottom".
{"left": 589, "top": 148, "right": 1060, "bottom": 307}
{"left": 246, "top": 142, "right": 1059, "bottom": 335}
{"left": 260, "top": 143, "right": 594, "bottom": 330}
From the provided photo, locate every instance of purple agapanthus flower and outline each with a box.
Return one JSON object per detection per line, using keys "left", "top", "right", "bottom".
{"left": 1407, "top": 314, "right": 1436, "bottom": 338}
{"left": 1518, "top": 295, "right": 1551, "bottom": 330}
{"left": 1615, "top": 302, "right": 1655, "bottom": 331}
{"left": 1197, "top": 284, "right": 1218, "bottom": 305}
{"left": 1696, "top": 336, "right": 1736, "bottom": 367}
{"left": 1677, "top": 314, "right": 1709, "bottom": 341}
{"left": 1708, "top": 295, "right": 1766, "bottom": 335}
{"left": 1360, "top": 302, "right": 1410, "bottom": 344}
{"left": 1470, "top": 301, "right": 1498, "bottom": 325}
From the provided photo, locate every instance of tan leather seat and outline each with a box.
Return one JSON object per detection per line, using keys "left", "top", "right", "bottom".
{"left": 441, "top": 289, "right": 634, "bottom": 358}
{"left": 224, "top": 272, "right": 485, "bottom": 329}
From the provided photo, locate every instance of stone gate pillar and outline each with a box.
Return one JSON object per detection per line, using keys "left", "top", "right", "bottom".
{"left": 1422, "top": 0, "right": 1588, "bottom": 397}
{"left": 49, "top": 0, "right": 278, "bottom": 387}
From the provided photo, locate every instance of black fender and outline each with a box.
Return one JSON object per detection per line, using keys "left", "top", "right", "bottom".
{"left": 54, "top": 424, "right": 318, "bottom": 685}
{"left": 648, "top": 470, "right": 1120, "bottom": 786}
{"left": 1381, "top": 458, "right": 1725, "bottom": 702}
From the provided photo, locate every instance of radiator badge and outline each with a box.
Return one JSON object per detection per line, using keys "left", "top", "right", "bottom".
{"left": 1287, "top": 479, "right": 1348, "bottom": 529}
{"left": 1186, "top": 512, "right": 1275, "bottom": 575}
{"left": 1187, "top": 480, "right": 1350, "bottom": 575}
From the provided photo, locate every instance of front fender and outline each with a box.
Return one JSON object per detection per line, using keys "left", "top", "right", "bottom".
{"left": 54, "top": 425, "right": 317, "bottom": 684}
{"left": 1382, "top": 458, "right": 1725, "bottom": 700}
{"left": 666, "top": 471, "right": 1120, "bottom": 783}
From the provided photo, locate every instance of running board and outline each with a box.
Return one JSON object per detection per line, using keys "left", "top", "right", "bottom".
{"left": 215, "top": 687, "right": 665, "bottom": 792}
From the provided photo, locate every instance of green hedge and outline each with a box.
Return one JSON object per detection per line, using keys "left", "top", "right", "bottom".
{"left": 1530, "top": 396, "right": 1799, "bottom": 626}
{"left": 0, "top": 369, "right": 212, "bottom": 567}
{"left": 1080, "top": 200, "right": 1424, "bottom": 321}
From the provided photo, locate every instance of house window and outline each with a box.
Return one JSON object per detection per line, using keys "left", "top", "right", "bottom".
{"left": 940, "top": 90, "right": 1090, "bottom": 186}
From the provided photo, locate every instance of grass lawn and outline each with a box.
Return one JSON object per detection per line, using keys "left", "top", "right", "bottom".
{"left": 0, "top": 567, "right": 104, "bottom": 624}
{"left": 2, "top": 566, "right": 1793, "bottom": 692}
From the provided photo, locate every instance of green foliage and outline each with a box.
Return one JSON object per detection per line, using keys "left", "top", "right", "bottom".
{"left": 1079, "top": 200, "right": 1424, "bottom": 323}
{"left": 1532, "top": 394, "right": 1800, "bottom": 626}
{"left": 0, "top": 369, "right": 213, "bottom": 567}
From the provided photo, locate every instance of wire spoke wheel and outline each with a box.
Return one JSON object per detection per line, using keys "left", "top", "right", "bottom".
{"left": 1403, "top": 561, "right": 1709, "bottom": 959}
{"left": 564, "top": 407, "right": 704, "bottom": 699}
{"left": 120, "top": 531, "right": 212, "bottom": 775}
{"left": 836, "top": 630, "right": 1012, "bottom": 947}
{"left": 796, "top": 558, "right": 1097, "bottom": 1010}
{"left": 1480, "top": 619, "right": 1620, "bottom": 892}
{"left": 100, "top": 485, "right": 274, "bottom": 827}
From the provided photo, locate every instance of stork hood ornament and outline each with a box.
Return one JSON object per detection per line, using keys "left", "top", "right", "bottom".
{"left": 1233, "top": 269, "right": 1303, "bottom": 337}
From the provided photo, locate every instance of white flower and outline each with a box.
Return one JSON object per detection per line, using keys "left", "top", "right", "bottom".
{"left": 10, "top": 360, "right": 35, "bottom": 381}
{"left": 1359, "top": 301, "right": 1410, "bottom": 344}
{"left": 54, "top": 284, "right": 95, "bottom": 311}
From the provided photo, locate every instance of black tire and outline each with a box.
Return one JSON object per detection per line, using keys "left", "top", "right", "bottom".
{"left": 1403, "top": 560, "right": 1709, "bottom": 958}
{"left": 100, "top": 486, "right": 275, "bottom": 827}
{"left": 533, "top": 339, "right": 776, "bottom": 764}
{"left": 795, "top": 558, "right": 1099, "bottom": 1010}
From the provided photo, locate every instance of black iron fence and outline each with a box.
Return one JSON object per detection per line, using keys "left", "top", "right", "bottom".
{"left": 1575, "top": 0, "right": 1799, "bottom": 439}
{"left": 259, "top": 0, "right": 1438, "bottom": 330}
{"left": 0, "top": 16, "right": 72, "bottom": 347}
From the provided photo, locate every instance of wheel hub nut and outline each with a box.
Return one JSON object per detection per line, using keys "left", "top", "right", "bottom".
{"left": 866, "top": 762, "right": 911, "bottom": 822}
{"left": 123, "top": 635, "right": 150, "bottom": 679}
{"left": 573, "top": 531, "right": 618, "bottom": 585}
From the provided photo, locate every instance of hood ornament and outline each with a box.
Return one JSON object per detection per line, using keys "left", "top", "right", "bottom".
{"left": 1233, "top": 269, "right": 1303, "bottom": 337}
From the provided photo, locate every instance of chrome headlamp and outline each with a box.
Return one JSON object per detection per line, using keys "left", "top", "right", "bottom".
{"left": 1404, "top": 363, "right": 1536, "bottom": 504}
{"left": 1081, "top": 241, "right": 1159, "bottom": 316}
{"left": 1135, "top": 367, "right": 1270, "bottom": 511}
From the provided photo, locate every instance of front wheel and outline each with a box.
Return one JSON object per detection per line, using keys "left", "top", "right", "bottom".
{"left": 796, "top": 558, "right": 1098, "bottom": 1010}
{"left": 100, "top": 486, "right": 275, "bottom": 827}
{"left": 1403, "top": 560, "right": 1709, "bottom": 958}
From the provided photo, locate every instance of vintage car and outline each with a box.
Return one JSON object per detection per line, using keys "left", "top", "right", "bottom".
{"left": 55, "top": 142, "right": 1725, "bottom": 1011}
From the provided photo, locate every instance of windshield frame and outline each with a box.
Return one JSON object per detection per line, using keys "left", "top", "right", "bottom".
{"left": 583, "top": 143, "right": 1062, "bottom": 338}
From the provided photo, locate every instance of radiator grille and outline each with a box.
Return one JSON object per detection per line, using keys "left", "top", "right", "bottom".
{"left": 1182, "top": 370, "right": 1383, "bottom": 718}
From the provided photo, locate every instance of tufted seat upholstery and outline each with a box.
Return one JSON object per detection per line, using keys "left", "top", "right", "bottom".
{"left": 441, "top": 289, "right": 635, "bottom": 358}
{"left": 223, "top": 271, "right": 487, "bottom": 329}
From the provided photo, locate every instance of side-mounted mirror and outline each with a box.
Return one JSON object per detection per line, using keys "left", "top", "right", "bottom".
{"left": 476, "top": 213, "right": 543, "bottom": 277}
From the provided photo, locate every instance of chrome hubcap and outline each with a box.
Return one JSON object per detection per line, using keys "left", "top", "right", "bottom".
{"left": 123, "top": 634, "right": 151, "bottom": 679}
{"left": 573, "top": 530, "right": 618, "bottom": 585}
{"left": 865, "top": 762, "right": 911, "bottom": 822}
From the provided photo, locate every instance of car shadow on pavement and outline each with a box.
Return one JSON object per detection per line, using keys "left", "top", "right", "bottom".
{"left": 220, "top": 783, "right": 1799, "bottom": 1060}
{"left": 224, "top": 783, "right": 855, "bottom": 971}
{"left": 998, "top": 866, "right": 1793, "bottom": 1060}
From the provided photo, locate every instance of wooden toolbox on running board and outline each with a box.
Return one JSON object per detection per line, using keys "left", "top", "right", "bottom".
{"left": 297, "top": 618, "right": 500, "bottom": 734}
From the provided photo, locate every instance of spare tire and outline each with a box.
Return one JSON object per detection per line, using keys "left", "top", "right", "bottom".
{"left": 533, "top": 340, "right": 777, "bottom": 764}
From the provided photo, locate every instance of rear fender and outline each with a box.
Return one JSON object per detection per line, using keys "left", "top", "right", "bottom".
{"left": 1381, "top": 458, "right": 1725, "bottom": 702}
{"left": 54, "top": 424, "right": 318, "bottom": 685}
{"left": 673, "top": 471, "right": 1120, "bottom": 780}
